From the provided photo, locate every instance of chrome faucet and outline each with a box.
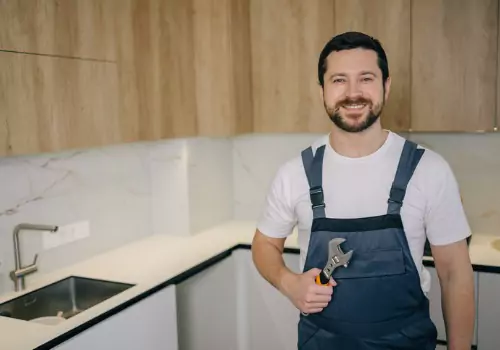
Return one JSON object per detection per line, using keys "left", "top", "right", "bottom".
{"left": 10, "top": 223, "right": 58, "bottom": 292}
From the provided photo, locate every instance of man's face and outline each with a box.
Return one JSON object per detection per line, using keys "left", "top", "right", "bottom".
{"left": 321, "top": 48, "right": 390, "bottom": 133}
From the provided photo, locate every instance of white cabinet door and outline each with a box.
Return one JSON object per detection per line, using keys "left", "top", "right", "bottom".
{"left": 427, "top": 266, "right": 478, "bottom": 345}
{"left": 477, "top": 271, "right": 500, "bottom": 350}
{"left": 234, "top": 249, "right": 301, "bottom": 350}
{"left": 54, "top": 284, "right": 178, "bottom": 350}
{"left": 175, "top": 254, "right": 239, "bottom": 350}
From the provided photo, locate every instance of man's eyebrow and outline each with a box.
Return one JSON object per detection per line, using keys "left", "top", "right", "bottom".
{"left": 328, "top": 71, "right": 377, "bottom": 78}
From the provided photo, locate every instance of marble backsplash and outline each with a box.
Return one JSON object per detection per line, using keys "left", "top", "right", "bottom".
{"left": 0, "top": 131, "right": 499, "bottom": 293}
{"left": 233, "top": 132, "right": 500, "bottom": 238}
{"left": 0, "top": 137, "right": 233, "bottom": 294}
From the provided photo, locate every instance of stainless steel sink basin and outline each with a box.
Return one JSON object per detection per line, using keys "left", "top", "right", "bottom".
{"left": 0, "top": 276, "right": 134, "bottom": 322}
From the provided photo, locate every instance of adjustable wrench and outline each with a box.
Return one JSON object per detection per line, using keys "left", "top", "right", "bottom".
{"left": 315, "top": 237, "right": 353, "bottom": 285}
{"left": 301, "top": 237, "right": 353, "bottom": 316}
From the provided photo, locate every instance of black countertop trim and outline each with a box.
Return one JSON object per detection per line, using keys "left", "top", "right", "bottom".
{"left": 30, "top": 244, "right": 497, "bottom": 349}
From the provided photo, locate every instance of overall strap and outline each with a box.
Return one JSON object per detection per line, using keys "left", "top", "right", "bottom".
{"left": 301, "top": 145, "right": 326, "bottom": 219}
{"left": 387, "top": 140, "right": 425, "bottom": 215}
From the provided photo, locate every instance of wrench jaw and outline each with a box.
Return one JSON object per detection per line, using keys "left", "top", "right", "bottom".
{"left": 322, "top": 248, "right": 354, "bottom": 279}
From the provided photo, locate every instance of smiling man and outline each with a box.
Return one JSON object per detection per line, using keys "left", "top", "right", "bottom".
{"left": 251, "top": 31, "right": 475, "bottom": 349}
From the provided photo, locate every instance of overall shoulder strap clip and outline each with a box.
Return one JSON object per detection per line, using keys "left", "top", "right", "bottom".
{"left": 301, "top": 145, "right": 326, "bottom": 218}
{"left": 388, "top": 140, "right": 425, "bottom": 214}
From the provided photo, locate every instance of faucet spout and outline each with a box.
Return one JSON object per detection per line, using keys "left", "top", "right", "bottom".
{"left": 11, "top": 223, "right": 58, "bottom": 292}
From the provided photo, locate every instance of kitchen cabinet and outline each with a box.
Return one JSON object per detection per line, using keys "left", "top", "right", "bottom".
{"left": 0, "top": 0, "right": 118, "bottom": 62}
{"left": 426, "top": 266, "right": 479, "bottom": 345}
{"left": 410, "top": 0, "right": 498, "bottom": 132}
{"left": 0, "top": 51, "right": 123, "bottom": 157}
{"left": 234, "top": 249, "right": 301, "bottom": 350}
{"left": 175, "top": 255, "right": 240, "bottom": 350}
{"left": 53, "top": 284, "right": 179, "bottom": 350}
{"left": 249, "top": 0, "right": 335, "bottom": 134}
{"left": 2, "top": 1, "right": 500, "bottom": 158}
{"left": 115, "top": 0, "right": 253, "bottom": 141}
{"left": 334, "top": 0, "right": 411, "bottom": 132}
{"left": 477, "top": 271, "right": 500, "bottom": 350}
{"left": 0, "top": 0, "right": 253, "bottom": 157}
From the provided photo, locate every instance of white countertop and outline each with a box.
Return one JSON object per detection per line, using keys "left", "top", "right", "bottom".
{"left": 0, "top": 220, "right": 499, "bottom": 350}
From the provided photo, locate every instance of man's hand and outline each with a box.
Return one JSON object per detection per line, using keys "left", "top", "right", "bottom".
{"left": 431, "top": 238, "right": 475, "bottom": 350}
{"left": 251, "top": 229, "right": 336, "bottom": 314}
{"left": 281, "top": 268, "right": 336, "bottom": 314}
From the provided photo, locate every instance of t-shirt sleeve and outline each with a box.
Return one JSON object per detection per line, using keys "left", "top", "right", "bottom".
{"left": 256, "top": 163, "right": 297, "bottom": 239}
{"left": 423, "top": 153, "right": 471, "bottom": 246}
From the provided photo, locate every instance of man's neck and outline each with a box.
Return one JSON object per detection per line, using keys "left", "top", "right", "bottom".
{"left": 329, "top": 125, "right": 388, "bottom": 158}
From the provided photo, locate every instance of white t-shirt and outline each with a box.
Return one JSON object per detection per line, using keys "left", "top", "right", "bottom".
{"left": 257, "top": 131, "right": 471, "bottom": 294}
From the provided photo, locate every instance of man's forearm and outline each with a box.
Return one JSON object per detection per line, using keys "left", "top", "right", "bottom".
{"left": 441, "top": 265, "right": 475, "bottom": 349}
{"left": 251, "top": 239, "right": 295, "bottom": 294}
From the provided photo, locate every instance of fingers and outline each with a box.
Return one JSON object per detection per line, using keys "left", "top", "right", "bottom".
{"left": 313, "top": 284, "right": 333, "bottom": 295}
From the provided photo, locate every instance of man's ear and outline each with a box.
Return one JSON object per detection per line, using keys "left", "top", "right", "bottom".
{"left": 319, "top": 84, "right": 324, "bottom": 104}
{"left": 384, "top": 76, "right": 391, "bottom": 101}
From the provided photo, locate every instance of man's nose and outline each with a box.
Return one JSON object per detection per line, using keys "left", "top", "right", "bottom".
{"left": 346, "top": 82, "right": 362, "bottom": 99}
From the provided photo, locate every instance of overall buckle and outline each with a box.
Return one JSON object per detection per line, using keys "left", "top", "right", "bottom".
{"left": 388, "top": 186, "right": 405, "bottom": 205}
{"left": 309, "top": 186, "right": 325, "bottom": 209}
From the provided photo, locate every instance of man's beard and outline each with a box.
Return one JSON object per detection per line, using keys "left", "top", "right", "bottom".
{"left": 326, "top": 96, "right": 384, "bottom": 133}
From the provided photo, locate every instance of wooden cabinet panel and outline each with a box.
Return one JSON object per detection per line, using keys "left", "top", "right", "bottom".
{"left": 0, "top": 52, "right": 122, "bottom": 156}
{"left": 114, "top": 0, "right": 252, "bottom": 142}
{"left": 334, "top": 0, "right": 411, "bottom": 132}
{"left": 193, "top": 0, "right": 253, "bottom": 136}
{"left": 250, "top": 0, "right": 334, "bottom": 133}
{"left": 0, "top": 0, "right": 118, "bottom": 62}
{"left": 411, "top": 0, "right": 498, "bottom": 132}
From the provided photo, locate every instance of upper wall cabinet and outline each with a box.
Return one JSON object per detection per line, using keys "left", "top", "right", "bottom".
{"left": 0, "top": 52, "right": 122, "bottom": 156}
{"left": 334, "top": 0, "right": 411, "bottom": 132}
{"left": 1, "top": 0, "right": 499, "bottom": 157}
{"left": 249, "top": 0, "right": 335, "bottom": 133}
{"left": 411, "top": 0, "right": 498, "bottom": 132}
{"left": 115, "top": 0, "right": 253, "bottom": 141}
{"left": 0, "top": 0, "right": 252, "bottom": 156}
{"left": 0, "top": 0, "right": 117, "bottom": 62}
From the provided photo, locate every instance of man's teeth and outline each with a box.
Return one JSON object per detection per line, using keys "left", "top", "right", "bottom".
{"left": 344, "top": 104, "right": 365, "bottom": 109}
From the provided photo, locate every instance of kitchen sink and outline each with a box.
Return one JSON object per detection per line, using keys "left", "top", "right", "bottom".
{"left": 0, "top": 276, "right": 134, "bottom": 322}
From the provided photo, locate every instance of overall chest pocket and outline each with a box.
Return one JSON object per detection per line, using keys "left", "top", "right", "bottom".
{"left": 333, "top": 247, "right": 406, "bottom": 279}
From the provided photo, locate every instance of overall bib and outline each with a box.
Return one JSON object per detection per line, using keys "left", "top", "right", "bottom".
{"left": 297, "top": 140, "right": 438, "bottom": 350}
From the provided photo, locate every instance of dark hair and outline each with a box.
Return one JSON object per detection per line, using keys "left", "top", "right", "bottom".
{"left": 317, "top": 31, "right": 389, "bottom": 87}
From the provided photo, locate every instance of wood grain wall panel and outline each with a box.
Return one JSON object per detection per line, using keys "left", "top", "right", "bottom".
{"left": 0, "top": 52, "right": 121, "bottom": 156}
{"left": 113, "top": 0, "right": 198, "bottom": 142}
{"left": 0, "top": 0, "right": 117, "bottom": 62}
{"left": 334, "top": 0, "right": 411, "bottom": 132}
{"left": 411, "top": 0, "right": 498, "bottom": 132}
{"left": 250, "top": 0, "right": 335, "bottom": 133}
{"left": 115, "top": 0, "right": 252, "bottom": 141}
{"left": 193, "top": 0, "right": 254, "bottom": 136}
{"left": 231, "top": 0, "right": 254, "bottom": 135}
{"left": 193, "top": 0, "right": 235, "bottom": 136}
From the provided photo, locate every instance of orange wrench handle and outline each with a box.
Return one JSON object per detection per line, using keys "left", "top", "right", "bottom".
{"left": 315, "top": 272, "right": 330, "bottom": 286}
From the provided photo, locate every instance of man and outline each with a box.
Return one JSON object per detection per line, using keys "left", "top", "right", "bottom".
{"left": 251, "top": 31, "right": 475, "bottom": 349}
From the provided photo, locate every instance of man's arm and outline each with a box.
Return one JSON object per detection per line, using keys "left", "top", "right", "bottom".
{"left": 431, "top": 239, "right": 475, "bottom": 350}
{"left": 251, "top": 229, "right": 292, "bottom": 292}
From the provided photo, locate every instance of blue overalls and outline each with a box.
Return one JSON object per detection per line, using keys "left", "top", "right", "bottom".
{"left": 297, "top": 140, "right": 438, "bottom": 349}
